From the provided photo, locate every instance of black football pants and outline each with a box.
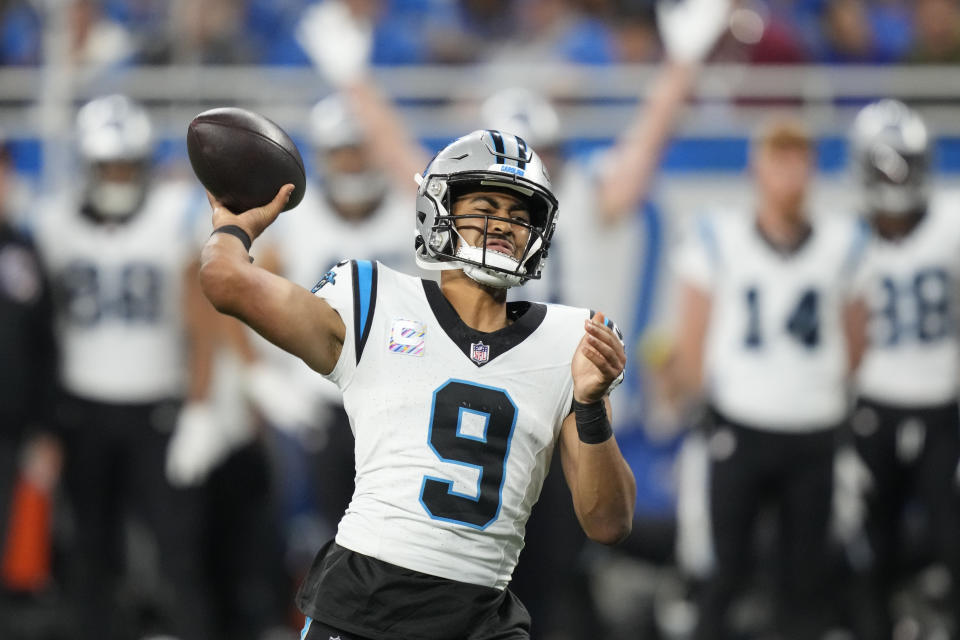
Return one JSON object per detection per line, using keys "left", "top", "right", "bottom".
{"left": 693, "top": 411, "right": 837, "bottom": 640}
{"left": 58, "top": 393, "right": 214, "bottom": 640}
{"left": 847, "top": 397, "right": 960, "bottom": 640}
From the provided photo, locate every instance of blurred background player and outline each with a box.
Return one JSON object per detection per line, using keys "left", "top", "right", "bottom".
{"left": 32, "top": 94, "right": 221, "bottom": 640}
{"left": 670, "top": 118, "right": 868, "bottom": 640}
{"left": 846, "top": 99, "right": 960, "bottom": 639}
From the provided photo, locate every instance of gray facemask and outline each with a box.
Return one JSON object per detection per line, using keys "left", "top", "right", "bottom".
{"left": 87, "top": 181, "right": 145, "bottom": 219}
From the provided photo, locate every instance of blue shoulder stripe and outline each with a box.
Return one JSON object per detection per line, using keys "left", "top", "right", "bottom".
{"left": 351, "top": 260, "right": 379, "bottom": 364}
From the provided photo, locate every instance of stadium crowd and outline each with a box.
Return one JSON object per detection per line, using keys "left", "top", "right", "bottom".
{"left": 0, "top": 0, "right": 959, "bottom": 67}
{"left": 1, "top": 1, "right": 960, "bottom": 640}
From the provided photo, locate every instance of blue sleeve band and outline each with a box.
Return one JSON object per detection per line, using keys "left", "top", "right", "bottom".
{"left": 351, "top": 260, "right": 378, "bottom": 364}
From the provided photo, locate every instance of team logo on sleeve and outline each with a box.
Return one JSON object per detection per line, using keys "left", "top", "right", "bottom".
{"left": 311, "top": 269, "right": 337, "bottom": 293}
{"left": 470, "top": 341, "right": 490, "bottom": 365}
{"left": 389, "top": 318, "right": 426, "bottom": 356}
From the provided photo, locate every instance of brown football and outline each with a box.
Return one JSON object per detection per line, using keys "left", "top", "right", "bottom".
{"left": 187, "top": 107, "right": 305, "bottom": 213}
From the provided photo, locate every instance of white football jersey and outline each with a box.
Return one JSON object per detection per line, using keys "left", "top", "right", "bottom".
{"left": 674, "top": 210, "right": 867, "bottom": 431}
{"left": 262, "top": 184, "right": 422, "bottom": 402}
{"left": 314, "top": 260, "right": 590, "bottom": 589}
{"left": 34, "top": 181, "right": 205, "bottom": 403}
{"left": 855, "top": 194, "right": 960, "bottom": 405}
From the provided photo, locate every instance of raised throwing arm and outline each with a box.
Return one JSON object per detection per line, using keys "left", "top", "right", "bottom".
{"left": 198, "top": 185, "right": 346, "bottom": 375}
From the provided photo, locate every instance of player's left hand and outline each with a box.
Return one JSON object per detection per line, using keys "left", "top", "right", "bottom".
{"left": 207, "top": 184, "right": 293, "bottom": 243}
{"left": 572, "top": 312, "right": 626, "bottom": 404}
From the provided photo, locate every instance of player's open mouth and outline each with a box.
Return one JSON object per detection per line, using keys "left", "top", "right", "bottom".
{"left": 485, "top": 239, "right": 514, "bottom": 257}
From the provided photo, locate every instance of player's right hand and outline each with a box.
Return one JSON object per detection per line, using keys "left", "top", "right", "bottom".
{"left": 207, "top": 184, "right": 294, "bottom": 243}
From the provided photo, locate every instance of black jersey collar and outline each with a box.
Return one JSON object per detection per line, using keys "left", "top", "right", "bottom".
{"left": 754, "top": 219, "right": 814, "bottom": 257}
{"left": 421, "top": 279, "right": 547, "bottom": 367}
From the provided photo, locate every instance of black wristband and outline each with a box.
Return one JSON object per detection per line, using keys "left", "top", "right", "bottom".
{"left": 211, "top": 225, "right": 252, "bottom": 252}
{"left": 573, "top": 399, "right": 613, "bottom": 444}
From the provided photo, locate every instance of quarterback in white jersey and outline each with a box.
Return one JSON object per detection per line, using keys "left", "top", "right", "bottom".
{"left": 672, "top": 119, "right": 867, "bottom": 640}
{"left": 33, "top": 96, "right": 216, "bottom": 640}
{"left": 846, "top": 100, "right": 960, "bottom": 639}
{"left": 199, "top": 129, "right": 636, "bottom": 639}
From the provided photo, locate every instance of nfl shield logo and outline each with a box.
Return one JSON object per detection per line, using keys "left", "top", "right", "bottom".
{"left": 470, "top": 341, "right": 490, "bottom": 365}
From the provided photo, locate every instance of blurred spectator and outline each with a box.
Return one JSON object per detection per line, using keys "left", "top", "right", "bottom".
{"left": 0, "top": 1, "right": 42, "bottom": 66}
{"left": 484, "top": 0, "right": 618, "bottom": 64}
{"left": 608, "top": 0, "right": 660, "bottom": 63}
{"left": 68, "top": 0, "right": 134, "bottom": 68}
{"left": 807, "top": 0, "right": 909, "bottom": 63}
{"left": 908, "top": 0, "right": 960, "bottom": 63}
{"left": 714, "top": 1, "right": 808, "bottom": 64}
{"left": 425, "top": 0, "right": 519, "bottom": 64}
{"left": 139, "top": 0, "right": 254, "bottom": 65}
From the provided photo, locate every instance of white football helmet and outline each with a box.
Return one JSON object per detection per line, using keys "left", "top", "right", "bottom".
{"left": 308, "top": 93, "right": 364, "bottom": 150}
{"left": 76, "top": 94, "right": 153, "bottom": 221}
{"left": 309, "top": 94, "right": 387, "bottom": 210}
{"left": 415, "top": 129, "right": 558, "bottom": 289}
{"left": 851, "top": 99, "right": 931, "bottom": 217}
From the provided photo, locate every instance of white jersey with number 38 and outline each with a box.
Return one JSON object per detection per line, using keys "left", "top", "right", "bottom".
{"left": 674, "top": 210, "right": 867, "bottom": 431}
{"left": 855, "top": 195, "right": 960, "bottom": 405}
{"left": 34, "top": 182, "right": 204, "bottom": 403}
{"left": 313, "top": 261, "right": 593, "bottom": 590}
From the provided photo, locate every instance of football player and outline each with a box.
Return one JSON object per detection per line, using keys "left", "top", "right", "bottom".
{"left": 671, "top": 118, "right": 868, "bottom": 640}
{"left": 199, "top": 129, "right": 636, "bottom": 639}
{"left": 846, "top": 99, "right": 960, "bottom": 638}
{"left": 33, "top": 95, "right": 219, "bottom": 640}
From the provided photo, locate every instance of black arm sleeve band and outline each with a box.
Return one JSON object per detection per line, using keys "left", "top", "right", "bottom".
{"left": 573, "top": 399, "right": 613, "bottom": 444}
{"left": 211, "top": 225, "right": 252, "bottom": 251}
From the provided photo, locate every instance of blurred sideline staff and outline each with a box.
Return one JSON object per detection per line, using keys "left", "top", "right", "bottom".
{"left": 671, "top": 118, "right": 868, "bottom": 640}
{"left": 32, "top": 95, "right": 218, "bottom": 640}
{"left": 0, "top": 136, "right": 57, "bottom": 591}
{"left": 846, "top": 99, "right": 960, "bottom": 638}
